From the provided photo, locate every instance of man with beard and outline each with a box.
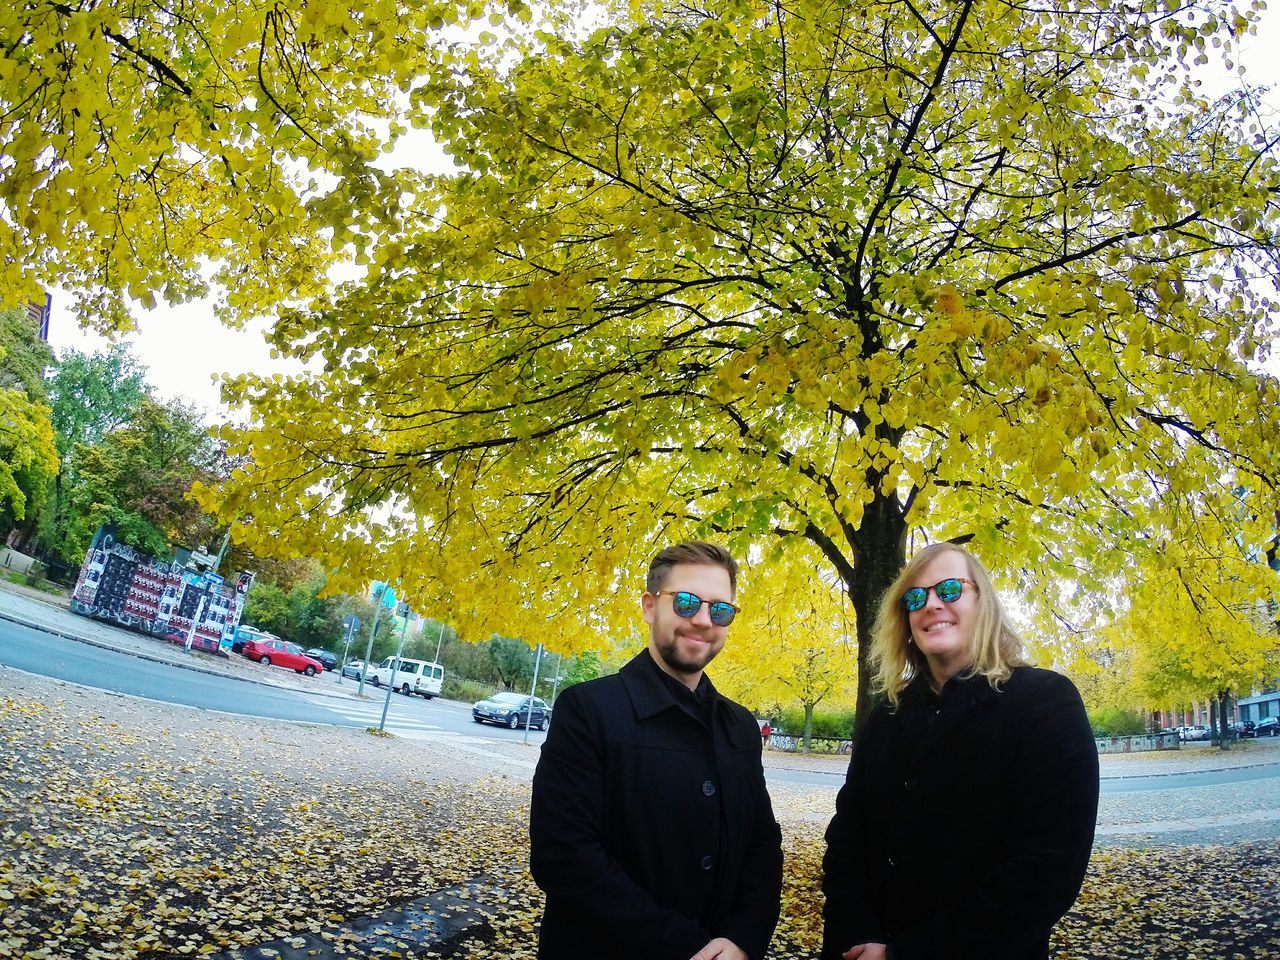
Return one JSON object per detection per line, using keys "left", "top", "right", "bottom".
{"left": 530, "top": 542, "right": 783, "bottom": 960}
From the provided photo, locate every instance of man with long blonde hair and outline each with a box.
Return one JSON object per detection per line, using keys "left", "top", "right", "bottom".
{"left": 822, "top": 543, "right": 1098, "bottom": 960}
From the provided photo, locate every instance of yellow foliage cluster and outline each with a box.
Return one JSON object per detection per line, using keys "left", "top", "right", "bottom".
{"left": 15, "top": 0, "right": 1277, "bottom": 713}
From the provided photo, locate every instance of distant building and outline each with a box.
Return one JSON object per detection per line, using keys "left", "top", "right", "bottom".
{"left": 25, "top": 293, "right": 51, "bottom": 342}
{"left": 1237, "top": 689, "right": 1280, "bottom": 725}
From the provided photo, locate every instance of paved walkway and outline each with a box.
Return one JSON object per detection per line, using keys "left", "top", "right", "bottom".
{"left": 0, "top": 579, "right": 369, "bottom": 703}
{"left": 4, "top": 578, "right": 1279, "bottom": 845}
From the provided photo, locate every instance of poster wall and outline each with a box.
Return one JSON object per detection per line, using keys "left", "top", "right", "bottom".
{"left": 70, "top": 528, "right": 249, "bottom": 654}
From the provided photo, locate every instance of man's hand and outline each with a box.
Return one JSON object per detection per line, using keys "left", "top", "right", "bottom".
{"left": 842, "top": 943, "right": 888, "bottom": 960}
{"left": 690, "top": 937, "right": 749, "bottom": 960}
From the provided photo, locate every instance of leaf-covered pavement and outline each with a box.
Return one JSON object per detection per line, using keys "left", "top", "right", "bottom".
{"left": 1, "top": 679, "right": 1278, "bottom": 960}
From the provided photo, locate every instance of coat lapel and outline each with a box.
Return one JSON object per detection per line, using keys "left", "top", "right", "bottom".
{"left": 900, "top": 672, "right": 1001, "bottom": 763}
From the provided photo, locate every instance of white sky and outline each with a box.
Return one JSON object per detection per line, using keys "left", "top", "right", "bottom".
{"left": 45, "top": 9, "right": 1280, "bottom": 421}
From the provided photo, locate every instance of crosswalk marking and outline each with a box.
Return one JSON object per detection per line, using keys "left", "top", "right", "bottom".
{"left": 299, "top": 695, "right": 499, "bottom": 742}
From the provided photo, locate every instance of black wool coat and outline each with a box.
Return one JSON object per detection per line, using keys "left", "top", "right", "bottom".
{"left": 822, "top": 666, "right": 1099, "bottom": 960}
{"left": 530, "top": 651, "right": 783, "bottom": 960}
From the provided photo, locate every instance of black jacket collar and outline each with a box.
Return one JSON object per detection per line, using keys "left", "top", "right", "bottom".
{"left": 897, "top": 668, "right": 1003, "bottom": 757}
{"left": 621, "top": 649, "right": 719, "bottom": 721}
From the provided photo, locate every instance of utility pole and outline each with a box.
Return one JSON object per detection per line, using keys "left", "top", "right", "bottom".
{"left": 433, "top": 619, "right": 447, "bottom": 664}
{"left": 549, "top": 652, "right": 563, "bottom": 702}
{"left": 211, "top": 528, "right": 232, "bottom": 575}
{"left": 378, "top": 602, "right": 411, "bottom": 732}
{"left": 183, "top": 591, "right": 208, "bottom": 655}
{"left": 356, "top": 583, "right": 389, "bottom": 697}
{"left": 523, "top": 643, "right": 544, "bottom": 745}
{"left": 337, "top": 615, "right": 361, "bottom": 684}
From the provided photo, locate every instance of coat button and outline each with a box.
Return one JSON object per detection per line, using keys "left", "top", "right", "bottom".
{"left": 701, "top": 855, "right": 714, "bottom": 870}
{"left": 702, "top": 780, "right": 716, "bottom": 796}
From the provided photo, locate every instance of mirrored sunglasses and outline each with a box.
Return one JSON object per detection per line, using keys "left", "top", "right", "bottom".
{"left": 655, "top": 590, "right": 740, "bottom": 627}
{"left": 902, "top": 577, "right": 977, "bottom": 613}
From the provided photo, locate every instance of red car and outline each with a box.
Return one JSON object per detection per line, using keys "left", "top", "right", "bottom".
{"left": 242, "top": 637, "right": 323, "bottom": 676}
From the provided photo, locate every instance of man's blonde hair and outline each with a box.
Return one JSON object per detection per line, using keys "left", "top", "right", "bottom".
{"left": 869, "top": 543, "right": 1027, "bottom": 706}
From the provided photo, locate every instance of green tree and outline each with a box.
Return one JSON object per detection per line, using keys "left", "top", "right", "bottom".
{"left": 59, "top": 397, "right": 218, "bottom": 562}
{"left": 559, "top": 651, "right": 603, "bottom": 693}
{"left": 486, "top": 635, "right": 535, "bottom": 690}
{"left": 242, "top": 581, "right": 294, "bottom": 638}
{"left": 0, "top": 307, "right": 57, "bottom": 541}
{"left": 185, "top": 0, "right": 1280, "bottom": 729}
{"left": 35, "top": 345, "right": 151, "bottom": 561}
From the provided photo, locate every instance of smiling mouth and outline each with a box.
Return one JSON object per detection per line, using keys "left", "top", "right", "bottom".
{"left": 924, "top": 622, "right": 955, "bottom": 632}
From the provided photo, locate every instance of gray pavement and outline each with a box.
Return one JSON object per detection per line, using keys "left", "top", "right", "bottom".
{"left": 0, "top": 580, "right": 366, "bottom": 702}
{"left": 4, "top": 578, "right": 1280, "bottom": 847}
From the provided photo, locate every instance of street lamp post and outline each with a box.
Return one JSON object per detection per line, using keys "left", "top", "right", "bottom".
{"left": 523, "top": 643, "right": 544, "bottom": 745}
{"left": 378, "top": 602, "right": 412, "bottom": 732}
{"left": 433, "top": 619, "right": 447, "bottom": 664}
{"left": 549, "top": 653, "right": 564, "bottom": 702}
{"left": 337, "top": 615, "right": 361, "bottom": 684}
{"left": 356, "top": 584, "right": 389, "bottom": 697}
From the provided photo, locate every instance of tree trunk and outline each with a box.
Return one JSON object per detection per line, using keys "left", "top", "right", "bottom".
{"left": 802, "top": 701, "right": 815, "bottom": 753}
{"left": 1218, "top": 690, "right": 1231, "bottom": 751}
{"left": 846, "top": 492, "right": 909, "bottom": 741}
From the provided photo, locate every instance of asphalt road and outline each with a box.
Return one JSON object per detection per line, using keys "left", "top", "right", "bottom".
{"left": 0, "top": 616, "right": 547, "bottom": 743}
{"left": 6, "top": 614, "right": 1280, "bottom": 799}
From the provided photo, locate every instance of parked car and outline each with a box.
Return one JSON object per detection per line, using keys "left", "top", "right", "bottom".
{"left": 366, "top": 657, "right": 445, "bottom": 698}
{"left": 1178, "top": 724, "right": 1210, "bottom": 742}
{"left": 472, "top": 692, "right": 551, "bottom": 730}
{"left": 341, "top": 658, "right": 367, "bottom": 680}
{"left": 242, "top": 637, "right": 323, "bottom": 676}
{"left": 231, "top": 624, "right": 277, "bottom": 655}
{"left": 1255, "top": 717, "right": 1279, "bottom": 737}
{"left": 305, "top": 648, "right": 338, "bottom": 671}
{"left": 1230, "top": 720, "right": 1257, "bottom": 739}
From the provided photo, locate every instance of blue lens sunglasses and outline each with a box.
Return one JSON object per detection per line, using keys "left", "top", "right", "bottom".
{"left": 654, "top": 590, "right": 740, "bottom": 627}
{"left": 902, "top": 577, "right": 977, "bottom": 613}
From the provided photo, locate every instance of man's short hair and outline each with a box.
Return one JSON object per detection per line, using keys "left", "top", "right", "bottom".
{"left": 645, "top": 542, "right": 739, "bottom": 597}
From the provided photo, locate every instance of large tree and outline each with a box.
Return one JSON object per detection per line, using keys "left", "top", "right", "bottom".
{"left": 35, "top": 345, "right": 151, "bottom": 559}
{"left": 0, "top": 0, "right": 497, "bottom": 330}
{"left": 59, "top": 397, "right": 218, "bottom": 561}
{"left": 198, "top": 0, "right": 1280, "bottom": 727}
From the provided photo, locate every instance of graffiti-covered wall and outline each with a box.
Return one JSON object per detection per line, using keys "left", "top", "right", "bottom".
{"left": 69, "top": 528, "right": 250, "bottom": 654}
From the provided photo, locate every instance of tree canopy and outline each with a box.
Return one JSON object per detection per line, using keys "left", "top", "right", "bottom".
{"left": 34, "top": 345, "right": 152, "bottom": 560}
{"left": 0, "top": 307, "right": 57, "bottom": 532}
{"left": 60, "top": 396, "right": 219, "bottom": 561}
{"left": 199, "top": 0, "right": 1280, "bottom": 723}
{"left": 1, "top": 0, "right": 501, "bottom": 330}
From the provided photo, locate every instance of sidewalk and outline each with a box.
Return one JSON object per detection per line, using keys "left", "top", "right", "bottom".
{"left": 7, "top": 576, "right": 1278, "bottom": 783}
{"left": 0, "top": 579, "right": 370, "bottom": 703}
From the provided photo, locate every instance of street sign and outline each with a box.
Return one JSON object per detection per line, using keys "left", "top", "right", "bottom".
{"left": 189, "top": 550, "right": 217, "bottom": 568}
{"left": 343, "top": 615, "right": 362, "bottom": 631}
{"left": 203, "top": 572, "right": 224, "bottom": 587}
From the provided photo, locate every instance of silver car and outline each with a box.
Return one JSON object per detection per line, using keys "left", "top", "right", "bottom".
{"left": 340, "top": 658, "right": 367, "bottom": 680}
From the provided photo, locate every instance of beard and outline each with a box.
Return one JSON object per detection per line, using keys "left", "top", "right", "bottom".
{"left": 655, "top": 631, "right": 721, "bottom": 677}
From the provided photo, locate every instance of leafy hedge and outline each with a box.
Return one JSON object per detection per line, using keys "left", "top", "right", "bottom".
{"left": 778, "top": 706, "right": 856, "bottom": 740}
{"left": 442, "top": 676, "right": 498, "bottom": 705}
{"left": 1088, "top": 707, "right": 1148, "bottom": 737}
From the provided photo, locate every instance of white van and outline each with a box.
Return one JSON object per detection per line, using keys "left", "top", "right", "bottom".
{"left": 368, "top": 657, "right": 445, "bottom": 699}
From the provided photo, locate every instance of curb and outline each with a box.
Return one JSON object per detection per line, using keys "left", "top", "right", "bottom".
{"left": 1100, "top": 759, "right": 1280, "bottom": 781}
{"left": 0, "top": 607, "right": 369, "bottom": 705}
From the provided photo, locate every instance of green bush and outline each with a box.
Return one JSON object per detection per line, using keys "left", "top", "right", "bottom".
{"left": 23, "top": 561, "right": 45, "bottom": 587}
{"left": 442, "top": 676, "right": 499, "bottom": 704}
{"left": 1088, "top": 707, "right": 1148, "bottom": 737}
{"left": 779, "top": 706, "right": 856, "bottom": 740}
